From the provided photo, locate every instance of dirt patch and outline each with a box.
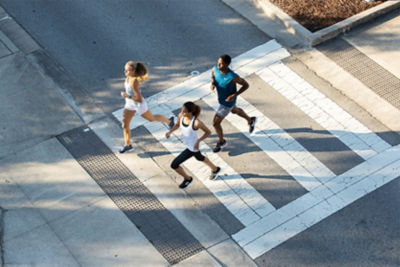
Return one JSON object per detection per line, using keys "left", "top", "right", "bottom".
{"left": 269, "top": 0, "right": 386, "bottom": 32}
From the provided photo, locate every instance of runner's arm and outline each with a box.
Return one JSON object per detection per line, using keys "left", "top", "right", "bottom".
{"left": 165, "top": 113, "right": 181, "bottom": 138}
{"left": 193, "top": 119, "right": 211, "bottom": 150}
{"left": 225, "top": 75, "right": 249, "bottom": 102}
{"left": 210, "top": 69, "right": 216, "bottom": 91}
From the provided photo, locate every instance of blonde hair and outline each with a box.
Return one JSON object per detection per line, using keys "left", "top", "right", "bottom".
{"left": 126, "top": 61, "right": 148, "bottom": 82}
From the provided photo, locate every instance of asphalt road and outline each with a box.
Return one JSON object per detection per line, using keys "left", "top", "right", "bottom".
{"left": 0, "top": 0, "right": 270, "bottom": 112}
{"left": 1, "top": 1, "right": 399, "bottom": 266}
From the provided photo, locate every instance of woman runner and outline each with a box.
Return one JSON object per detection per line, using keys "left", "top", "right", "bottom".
{"left": 166, "top": 101, "right": 221, "bottom": 189}
{"left": 120, "top": 61, "right": 174, "bottom": 153}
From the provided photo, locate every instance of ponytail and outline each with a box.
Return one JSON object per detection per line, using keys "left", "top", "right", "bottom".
{"left": 125, "top": 60, "right": 148, "bottom": 81}
{"left": 183, "top": 101, "right": 201, "bottom": 117}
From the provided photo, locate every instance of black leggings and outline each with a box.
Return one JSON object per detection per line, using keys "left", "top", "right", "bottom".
{"left": 171, "top": 149, "right": 205, "bottom": 169}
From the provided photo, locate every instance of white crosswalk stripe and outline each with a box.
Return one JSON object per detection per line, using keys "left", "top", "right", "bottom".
{"left": 112, "top": 39, "right": 398, "bottom": 260}
{"left": 258, "top": 63, "right": 391, "bottom": 160}
{"left": 201, "top": 88, "right": 334, "bottom": 191}
{"left": 144, "top": 121, "right": 274, "bottom": 226}
{"left": 234, "top": 144, "right": 400, "bottom": 258}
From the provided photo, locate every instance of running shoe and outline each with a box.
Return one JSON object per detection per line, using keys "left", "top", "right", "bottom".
{"left": 119, "top": 144, "right": 133, "bottom": 154}
{"left": 213, "top": 140, "right": 227, "bottom": 153}
{"left": 168, "top": 116, "right": 175, "bottom": 129}
{"left": 249, "top": 116, "right": 257, "bottom": 134}
{"left": 209, "top": 166, "right": 221, "bottom": 180}
{"left": 179, "top": 177, "right": 193, "bottom": 189}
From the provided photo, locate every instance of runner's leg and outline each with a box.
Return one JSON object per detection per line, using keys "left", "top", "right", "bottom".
{"left": 171, "top": 149, "right": 194, "bottom": 180}
{"left": 213, "top": 114, "right": 225, "bottom": 143}
{"left": 194, "top": 151, "right": 220, "bottom": 180}
{"left": 141, "top": 109, "right": 170, "bottom": 123}
{"left": 231, "top": 106, "right": 251, "bottom": 124}
{"left": 122, "top": 109, "right": 136, "bottom": 146}
{"left": 203, "top": 157, "right": 218, "bottom": 172}
{"left": 193, "top": 151, "right": 218, "bottom": 172}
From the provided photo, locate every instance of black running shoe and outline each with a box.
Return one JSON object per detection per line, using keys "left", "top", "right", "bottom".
{"left": 119, "top": 144, "right": 133, "bottom": 154}
{"left": 209, "top": 167, "right": 221, "bottom": 180}
{"left": 179, "top": 177, "right": 193, "bottom": 189}
{"left": 249, "top": 116, "right": 257, "bottom": 134}
{"left": 168, "top": 116, "right": 175, "bottom": 129}
{"left": 213, "top": 140, "right": 227, "bottom": 153}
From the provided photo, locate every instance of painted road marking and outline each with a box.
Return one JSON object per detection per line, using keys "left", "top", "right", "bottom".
{"left": 112, "top": 39, "right": 289, "bottom": 127}
{"left": 112, "top": 39, "right": 397, "bottom": 260}
{"left": 234, "top": 144, "right": 400, "bottom": 258}
{"left": 144, "top": 120, "right": 275, "bottom": 226}
{"left": 200, "top": 87, "right": 334, "bottom": 191}
{"left": 258, "top": 63, "right": 391, "bottom": 160}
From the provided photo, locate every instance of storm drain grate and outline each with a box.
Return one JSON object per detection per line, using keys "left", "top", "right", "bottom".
{"left": 318, "top": 38, "right": 400, "bottom": 109}
{"left": 58, "top": 126, "right": 203, "bottom": 264}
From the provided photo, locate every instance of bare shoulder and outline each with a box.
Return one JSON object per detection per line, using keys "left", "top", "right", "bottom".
{"left": 233, "top": 74, "right": 248, "bottom": 86}
{"left": 194, "top": 117, "right": 209, "bottom": 131}
{"left": 177, "top": 112, "right": 184, "bottom": 122}
{"left": 131, "top": 77, "right": 140, "bottom": 88}
{"left": 194, "top": 117, "right": 202, "bottom": 127}
{"left": 232, "top": 74, "right": 243, "bottom": 82}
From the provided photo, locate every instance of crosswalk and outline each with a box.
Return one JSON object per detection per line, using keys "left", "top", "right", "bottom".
{"left": 112, "top": 40, "right": 400, "bottom": 259}
{"left": 258, "top": 63, "right": 391, "bottom": 159}
{"left": 145, "top": 121, "right": 274, "bottom": 226}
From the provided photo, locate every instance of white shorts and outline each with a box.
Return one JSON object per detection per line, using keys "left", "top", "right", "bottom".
{"left": 124, "top": 98, "right": 149, "bottom": 115}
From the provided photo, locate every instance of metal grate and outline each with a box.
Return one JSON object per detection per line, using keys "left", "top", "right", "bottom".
{"left": 318, "top": 38, "right": 400, "bottom": 109}
{"left": 58, "top": 126, "right": 203, "bottom": 264}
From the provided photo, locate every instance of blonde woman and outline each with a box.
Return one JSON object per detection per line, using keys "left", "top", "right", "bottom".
{"left": 120, "top": 61, "right": 174, "bottom": 153}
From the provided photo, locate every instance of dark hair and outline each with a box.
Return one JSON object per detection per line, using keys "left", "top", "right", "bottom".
{"left": 219, "top": 54, "right": 231, "bottom": 65}
{"left": 135, "top": 62, "right": 147, "bottom": 76}
{"left": 183, "top": 101, "right": 201, "bottom": 117}
{"left": 126, "top": 61, "right": 148, "bottom": 81}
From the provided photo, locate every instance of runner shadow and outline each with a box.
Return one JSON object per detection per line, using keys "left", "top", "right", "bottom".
{"left": 220, "top": 173, "right": 293, "bottom": 180}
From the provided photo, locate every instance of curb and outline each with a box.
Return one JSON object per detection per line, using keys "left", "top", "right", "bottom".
{"left": 249, "top": 0, "right": 400, "bottom": 46}
{"left": 0, "top": 6, "right": 40, "bottom": 54}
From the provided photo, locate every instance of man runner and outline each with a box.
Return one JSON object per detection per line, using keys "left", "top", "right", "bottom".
{"left": 210, "top": 54, "right": 256, "bottom": 153}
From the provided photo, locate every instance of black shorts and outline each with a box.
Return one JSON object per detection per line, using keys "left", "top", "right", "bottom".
{"left": 171, "top": 149, "right": 205, "bottom": 169}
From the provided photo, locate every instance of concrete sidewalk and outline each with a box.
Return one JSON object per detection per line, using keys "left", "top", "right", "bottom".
{"left": 0, "top": 6, "right": 168, "bottom": 266}
{"left": 0, "top": 6, "right": 255, "bottom": 266}
{"left": 1, "top": 2, "right": 400, "bottom": 266}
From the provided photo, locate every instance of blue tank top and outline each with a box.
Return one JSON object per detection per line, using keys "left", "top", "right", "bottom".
{"left": 214, "top": 65, "right": 237, "bottom": 107}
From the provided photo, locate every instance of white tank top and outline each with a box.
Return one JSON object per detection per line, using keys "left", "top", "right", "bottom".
{"left": 180, "top": 116, "right": 199, "bottom": 152}
{"left": 124, "top": 78, "right": 135, "bottom": 101}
